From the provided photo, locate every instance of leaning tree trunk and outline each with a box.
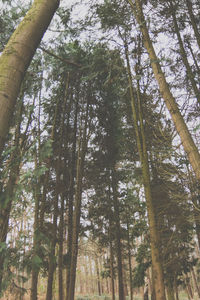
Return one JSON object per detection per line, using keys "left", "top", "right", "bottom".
{"left": 169, "top": 0, "right": 200, "bottom": 105}
{"left": 0, "top": 0, "right": 60, "bottom": 157}
{"left": 127, "top": 0, "right": 200, "bottom": 181}
{"left": 124, "top": 41, "right": 166, "bottom": 300}
{"left": 185, "top": 0, "right": 200, "bottom": 50}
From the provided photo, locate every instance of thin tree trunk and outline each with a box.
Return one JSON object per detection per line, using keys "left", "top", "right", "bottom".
{"left": 31, "top": 93, "right": 60, "bottom": 300}
{"left": 57, "top": 72, "right": 70, "bottom": 300}
{"left": 45, "top": 181, "right": 59, "bottom": 300}
{"left": 30, "top": 161, "right": 41, "bottom": 300}
{"left": 168, "top": 0, "right": 200, "bottom": 104}
{"left": 127, "top": 221, "right": 133, "bottom": 300}
{"left": 94, "top": 254, "right": 102, "bottom": 296}
{"left": 111, "top": 168, "right": 125, "bottom": 300}
{"left": 67, "top": 100, "right": 89, "bottom": 300}
{"left": 174, "top": 278, "right": 179, "bottom": 300}
{"left": 65, "top": 98, "right": 78, "bottom": 300}
{"left": 185, "top": 0, "right": 200, "bottom": 50}
{"left": 108, "top": 186, "right": 116, "bottom": 300}
{"left": 58, "top": 193, "right": 65, "bottom": 300}
{"left": 191, "top": 268, "right": 200, "bottom": 298}
{"left": 46, "top": 72, "right": 70, "bottom": 300}
{"left": 127, "top": 0, "right": 200, "bottom": 181}
{"left": 0, "top": 98, "right": 24, "bottom": 294}
{"left": 166, "top": 280, "right": 175, "bottom": 300}
{"left": 185, "top": 276, "right": 194, "bottom": 300}
{"left": 0, "top": 0, "right": 59, "bottom": 157}
{"left": 185, "top": 39, "right": 200, "bottom": 78}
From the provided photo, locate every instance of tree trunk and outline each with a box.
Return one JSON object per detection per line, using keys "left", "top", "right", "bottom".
{"left": 30, "top": 166, "right": 41, "bottom": 300}
{"left": 191, "top": 268, "right": 200, "bottom": 298}
{"left": 124, "top": 40, "right": 166, "bottom": 300}
{"left": 31, "top": 93, "right": 60, "bottom": 300}
{"left": 127, "top": 221, "right": 133, "bottom": 300}
{"left": 46, "top": 72, "right": 70, "bottom": 300}
{"left": 0, "top": 0, "right": 59, "bottom": 157}
{"left": 144, "top": 276, "right": 149, "bottom": 300}
{"left": 58, "top": 194, "right": 65, "bottom": 300}
{"left": 185, "top": 0, "right": 200, "bottom": 50}
{"left": 185, "top": 276, "right": 194, "bottom": 300}
{"left": 67, "top": 100, "right": 89, "bottom": 300}
{"left": 45, "top": 184, "right": 59, "bottom": 300}
{"left": 169, "top": 0, "right": 200, "bottom": 105}
{"left": 174, "top": 278, "right": 179, "bottom": 300}
{"left": 166, "top": 280, "right": 175, "bottom": 300}
{"left": 111, "top": 168, "right": 125, "bottom": 300}
{"left": 0, "top": 98, "right": 24, "bottom": 294}
{"left": 94, "top": 254, "right": 102, "bottom": 296}
{"left": 65, "top": 98, "right": 78, "bottom": 300}
{"left": 56, "top": 73, "right": 70, "bottom": 300}
{"left": 108, "top": 190, "right": 116, "bottom": 300}
{"left": 127, "top": 0, "right": 200, "bottom": 181}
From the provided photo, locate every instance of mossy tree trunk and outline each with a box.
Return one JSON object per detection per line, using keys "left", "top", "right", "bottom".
{"left": 0, "top": 98, "right": 24, "bottom": 294}
{"left": 0, "top": 0, "right": 59, "bottom": 158}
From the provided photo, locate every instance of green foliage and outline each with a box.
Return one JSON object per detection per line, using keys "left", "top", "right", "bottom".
{"left": 0, "top": 242, "right": 28, "bottom": 295}
{"left": 39, "top": 138, "right": 53, "bottom": 160}
{"left": 132, "top": 261, "right": 151, "bottom": 288}
{"left": 31, "top": 255, "right": 43, "bottom": 271}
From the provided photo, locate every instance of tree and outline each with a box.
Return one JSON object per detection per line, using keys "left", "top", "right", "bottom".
{"left": 0, "top": 0, "right": 60, "bottom": 158}
{"left": 126, "top": 0, "right": 200, "bottom": 182}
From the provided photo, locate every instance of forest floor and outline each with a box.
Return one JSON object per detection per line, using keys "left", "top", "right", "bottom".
{"left": 2, "top": 291, "right": 198, "bottom": 300}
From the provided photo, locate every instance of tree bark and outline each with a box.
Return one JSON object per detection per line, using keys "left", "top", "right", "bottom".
{"left": 67, "top": 100, "right": 89, "bottom": 300}
{"left": 0, "top": 98, "right": 24, "bottom": 294}
{"left": 127, "top": 0, "right": 200, "bottom": 181}
{"left": 0, "top": 0, "right": 60, "bottom": 157}
{"left": 124, "top": 40, "right": 166, "bottom": 300}
{"left": 111, "top": 168, "right": 125, "bottom": 300}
